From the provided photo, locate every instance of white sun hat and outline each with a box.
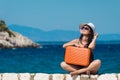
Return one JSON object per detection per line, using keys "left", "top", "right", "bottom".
{"left": 80, "top": 22, "right": 95, "bottom": 32}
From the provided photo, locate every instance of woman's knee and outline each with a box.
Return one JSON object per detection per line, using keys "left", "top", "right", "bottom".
{"left": 87, "top": 59, "right": 101, "bottom": 69}
{"left": 60, "top": 61, "right": 67, "bottom": 68}
{"left": 95, "top": 59, "right": 101, "bottom": 65}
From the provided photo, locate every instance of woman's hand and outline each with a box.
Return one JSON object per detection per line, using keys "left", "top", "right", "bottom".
{"left": 74, "top": 43, "right": 80, "bottom": 47}
{"left": 94, "top": 33, "right": 98, "bottom": 39}
{"left": 88, "top": 33, "right": 98, "bottom": 49}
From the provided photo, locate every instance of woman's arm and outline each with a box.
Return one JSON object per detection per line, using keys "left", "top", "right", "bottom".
{"left": 63, "top": 39, "right": 78, "bottom": 48}
{"left": 88, "top": 33, "right": 98, "bottom": 49}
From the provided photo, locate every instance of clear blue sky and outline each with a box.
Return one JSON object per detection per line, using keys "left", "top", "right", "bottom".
{"left": 0, "top": 0, "right": 120, "bottom": 34}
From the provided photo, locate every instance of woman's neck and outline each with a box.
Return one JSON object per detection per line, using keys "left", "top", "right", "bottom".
{"left": 80, "top": 35, "right": 89, "bottom": 46}
{"left": 82, "top": 35, "right": 89, "bottom": 42}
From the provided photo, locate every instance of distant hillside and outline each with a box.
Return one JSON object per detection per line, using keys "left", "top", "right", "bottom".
{"left": 8, "top": 24, "right": 80, "bottom": 41}
{"left": 8, "top": 24, "right": 120, "bottom": 41}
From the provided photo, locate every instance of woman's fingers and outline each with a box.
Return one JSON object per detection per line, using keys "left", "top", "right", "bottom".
{"left": 94, "top": 33, "right": 98, "bottom": 39}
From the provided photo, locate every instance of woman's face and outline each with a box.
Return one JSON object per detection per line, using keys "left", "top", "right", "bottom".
{"left": 80, "top": 25, "right": 91, "bottom": 35}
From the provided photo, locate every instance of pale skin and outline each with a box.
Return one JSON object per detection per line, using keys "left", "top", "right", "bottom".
{"left": 61, "top": 25, "right": 101, "bottom": 76}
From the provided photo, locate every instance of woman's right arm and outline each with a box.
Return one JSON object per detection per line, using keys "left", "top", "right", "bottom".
{"left": 63, "top": 39, "right": 78, "bottom": 48}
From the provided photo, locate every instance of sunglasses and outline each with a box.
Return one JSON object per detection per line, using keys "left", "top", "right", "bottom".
{"left": 80, "top": 26, "right": 90, "bottom": 31}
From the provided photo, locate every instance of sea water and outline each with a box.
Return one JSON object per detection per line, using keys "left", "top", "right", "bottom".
{"left": 0, "top": 41, "right": 120, "bottom": 74}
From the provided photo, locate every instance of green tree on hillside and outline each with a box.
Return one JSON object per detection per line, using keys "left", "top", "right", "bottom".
{"left": 0, "top": 20, "right": 16, "bottom": 37}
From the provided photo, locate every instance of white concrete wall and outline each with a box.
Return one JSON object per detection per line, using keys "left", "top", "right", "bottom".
{"left": 0, "top": 73, "right": 119, "bottom": 80}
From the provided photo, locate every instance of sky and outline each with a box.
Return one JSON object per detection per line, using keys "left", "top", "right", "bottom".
{"left": 0, "top": 0, "right": 120, "bottom": 34}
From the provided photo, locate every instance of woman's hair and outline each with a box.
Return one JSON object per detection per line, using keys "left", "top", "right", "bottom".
{"left": 79, "top": 25, "right": 94, "bottom": 48}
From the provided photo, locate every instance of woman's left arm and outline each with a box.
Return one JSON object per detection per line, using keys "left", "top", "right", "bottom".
{"left": 88, "top": 33, "right": 98, "bottom": 49}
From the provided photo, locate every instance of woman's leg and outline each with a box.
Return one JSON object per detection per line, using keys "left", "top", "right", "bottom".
{"left": 60, "top": 61, "right": 81, "bottom": 72}
{"left": 70, "top": 59, "right": 101, "bottom": 76}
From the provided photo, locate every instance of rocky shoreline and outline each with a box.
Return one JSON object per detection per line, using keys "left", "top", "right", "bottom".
{"left": 0, "top": 31, "right": 40, "bottom": 48}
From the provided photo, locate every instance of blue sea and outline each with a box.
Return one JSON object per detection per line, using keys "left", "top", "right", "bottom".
{"left": 0, "top": 41, "right": 120, "bottom": 74}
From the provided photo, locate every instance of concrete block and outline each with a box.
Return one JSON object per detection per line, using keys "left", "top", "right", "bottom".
{"left": 34, "top": 73, "right": 49, "bottom": 80}
{"left": 90, "top": 75, "right": 98, "bottom": 80}
{"left": 2, "top": 73, "right": 18, "bottom": 80}
{"left": 30, "top": 73, "right": 35, "bottom": 80}
{"left": 52, "top": 74, "right": 65, "bottom": 80}
{"left": 98, "top": 73, "right": 117, "bottom": 80}
{"left": 65, "top": 74, "right": 80, "bottom": 80}
{"left": 19, "top": 73, "right": 30, "bottom": 80}
{"left": 0, "top": 74, "right": 2, "bottom": 80}
{"left": 80, "top": 75, "right": 89, "bottom": 80}
{"left": 118, "top": 74, "right": 120, "bottom": 80}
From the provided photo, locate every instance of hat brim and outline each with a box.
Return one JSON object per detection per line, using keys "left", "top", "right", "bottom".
{"left": 80, "top": 23, "right": 92, "bottom": 28}
{"left": 80, "top": 23, "right": 88, "bottom": 28}
{"left": 80, "top": 23, "right": 95, "bottom": 32}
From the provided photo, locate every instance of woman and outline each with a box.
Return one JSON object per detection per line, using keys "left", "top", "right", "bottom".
{"left": 61, "top": 22, "right": 101, "bottom": 76}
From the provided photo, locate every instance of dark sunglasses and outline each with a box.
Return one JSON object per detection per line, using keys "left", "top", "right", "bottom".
{"left": 81, "top": 26, "right": 90, "bottom": 31}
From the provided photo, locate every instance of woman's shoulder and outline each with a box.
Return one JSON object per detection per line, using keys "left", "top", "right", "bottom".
{"left": 70, "top": 39, "right": 79, "bottom": 42}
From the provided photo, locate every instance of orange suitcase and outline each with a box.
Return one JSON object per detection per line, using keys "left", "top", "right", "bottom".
{"left": 64, "top": 46, "right": 91, "bottom": 66}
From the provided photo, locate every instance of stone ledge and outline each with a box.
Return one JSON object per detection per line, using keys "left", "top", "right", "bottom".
{"left": 0, "top": 73, "right": 120, "bottom": 80}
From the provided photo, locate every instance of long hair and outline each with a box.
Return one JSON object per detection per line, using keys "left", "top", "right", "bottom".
{"left": 79, "top": 25, "right": 94, "bottom": 48}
